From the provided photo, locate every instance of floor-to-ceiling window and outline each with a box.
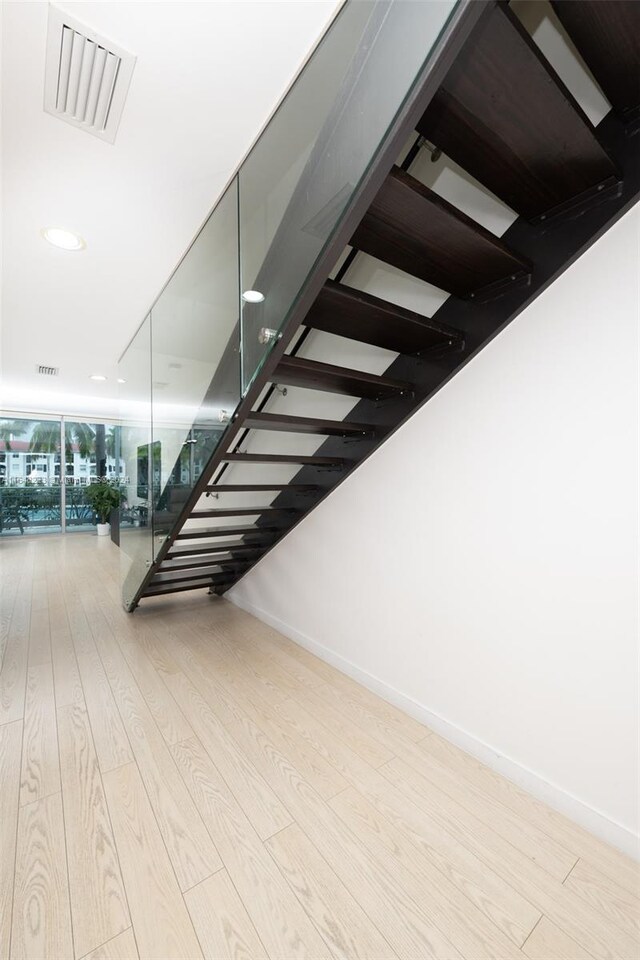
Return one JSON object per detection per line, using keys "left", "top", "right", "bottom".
{"left": 0, "top": 414, "right": 124, "bottom": 536}
{"left": 64, "top": 419, "right": 124, "bottom": 531}
{"left": 0, "top": 415, "right": 62, "bottom": 535}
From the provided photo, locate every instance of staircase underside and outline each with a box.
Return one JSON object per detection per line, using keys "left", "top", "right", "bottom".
{"left": 134, "top": 0, "right": 640, "bottom": 607}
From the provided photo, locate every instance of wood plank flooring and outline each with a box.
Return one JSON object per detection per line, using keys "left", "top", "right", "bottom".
{"left": 0, "top": 533, "right": 638, "bottom": 959}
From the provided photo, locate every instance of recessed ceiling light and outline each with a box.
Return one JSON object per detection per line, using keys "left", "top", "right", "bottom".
{"left": 117, "top": 378, "right": 126, "bottom": 384}
{"left": 42, "top": 227, "right": 86, "bottom": 251}
{"left": 90, "top": 374, "right": 107, "bottom": 381}
{"left": 242, "top": 290, "right": 265, "bottom": 303}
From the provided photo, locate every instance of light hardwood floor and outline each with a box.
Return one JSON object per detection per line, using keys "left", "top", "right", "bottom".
{"left": 0, "top": 532, "right": 638, "bottom": 960}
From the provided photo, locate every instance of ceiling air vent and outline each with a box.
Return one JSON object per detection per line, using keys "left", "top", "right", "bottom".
{"left": 44, "top": 5, "right": 136, "bottom": 144}
{"left": 37, "top": 365, "right": 59, "bottom": 377}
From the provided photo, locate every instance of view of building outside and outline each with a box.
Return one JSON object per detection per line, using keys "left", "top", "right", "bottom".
{"left": 0, "top": 415, "right": 216, "bottom": 538}
{"left": 0, "top": 416, "right": 125, "bottom": 535}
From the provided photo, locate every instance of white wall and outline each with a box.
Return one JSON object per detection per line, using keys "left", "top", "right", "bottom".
{"left": 229, "top": 205, "right": 640, "bottom": 858}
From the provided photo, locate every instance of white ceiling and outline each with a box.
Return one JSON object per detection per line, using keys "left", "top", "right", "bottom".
{"left": 0, "top": 0, "right": 340, "bottom": 419}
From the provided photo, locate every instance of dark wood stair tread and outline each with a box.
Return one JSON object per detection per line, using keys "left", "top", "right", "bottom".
{"left": 176, "top": 524, "right": 284, "bottom": 540}
{"left": 223, "top": 452, "right": 345, "bottom": 466}
{"left": 304, "top": 279, "right": 464, "bottom": 355}
{"left": 162, "top": 554, "right": 255, "bottom": 571}
{"left": 144, "top": 577, "right": 232, "bottom": 597}
{"left": 205, "top": 484, "right": 318, "bottom": 493}
{"left": 272, "top": 355, "right": 413, "bottom": 400}
{"left": 244, "top": 412, "right": 376, "bottom": 437}
{"left": 352, "top": 166, "right": 531, "bottom": 298}
{"left": 167, "top": 540, "right": 267, "bottom": 558}
{"left": 190, "top": 507, "right": 300, "bottom": 518}
{"left": 418, "top": 3, "right": 620, "bottom": 220}
{"left": 551, "top": 1, "right": 640, "bottom": 120}
{"left": 151, "top": 566, "right": 241, "bottom": 585}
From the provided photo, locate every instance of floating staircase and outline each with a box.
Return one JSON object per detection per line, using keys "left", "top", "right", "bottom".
{"left": 131, "top": 0, "right": 640, "bottom": 607}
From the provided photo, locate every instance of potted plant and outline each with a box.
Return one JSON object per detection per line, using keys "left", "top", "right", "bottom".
{"left": 84, "top": 482, "right": 124, "bottom": 537}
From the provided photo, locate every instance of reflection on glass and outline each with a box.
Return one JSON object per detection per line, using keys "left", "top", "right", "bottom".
{"left": 64, "top": 421, "right": 125, "bottom": 530}
{"left": 118, "top": 315, "right": 154, "bottom": 605}
{"left": 149, "top": 179, "right": 241, "bottom": 554}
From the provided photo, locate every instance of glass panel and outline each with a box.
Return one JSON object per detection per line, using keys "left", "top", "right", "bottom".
{"left": 0, "top": 416, "right": 62, "bottom": 535}
{"left": 239, "top": 0, "right": 457, "bottom": 392}
{"left": 117, "top": 0, "right": 460, "bottom": 608}
{"left": 118, "top": 316, "right": 153, "bottom": 607}
{"left": 64, "top": 421, "right": 124, "bottom": 530}
{"left": 149, "top": 178, "right": 241, "bottom": 555}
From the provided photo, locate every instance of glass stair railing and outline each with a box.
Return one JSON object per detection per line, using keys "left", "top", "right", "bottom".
{"left": 118, "top": 0, "right": 466, "bottom": 609}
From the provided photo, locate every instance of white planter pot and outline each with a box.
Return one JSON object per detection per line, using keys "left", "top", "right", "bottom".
{"left": 96, "top": 523, "right": 111, "bottom": 537}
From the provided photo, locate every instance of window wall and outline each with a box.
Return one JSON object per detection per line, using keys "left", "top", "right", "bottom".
{"left": 0, "top": 414, "right": 124, "bottom": 536}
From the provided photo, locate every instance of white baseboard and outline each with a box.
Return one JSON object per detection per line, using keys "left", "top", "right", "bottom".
{"left": 229, "top": 592, "right": 640, "bottom": 861}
